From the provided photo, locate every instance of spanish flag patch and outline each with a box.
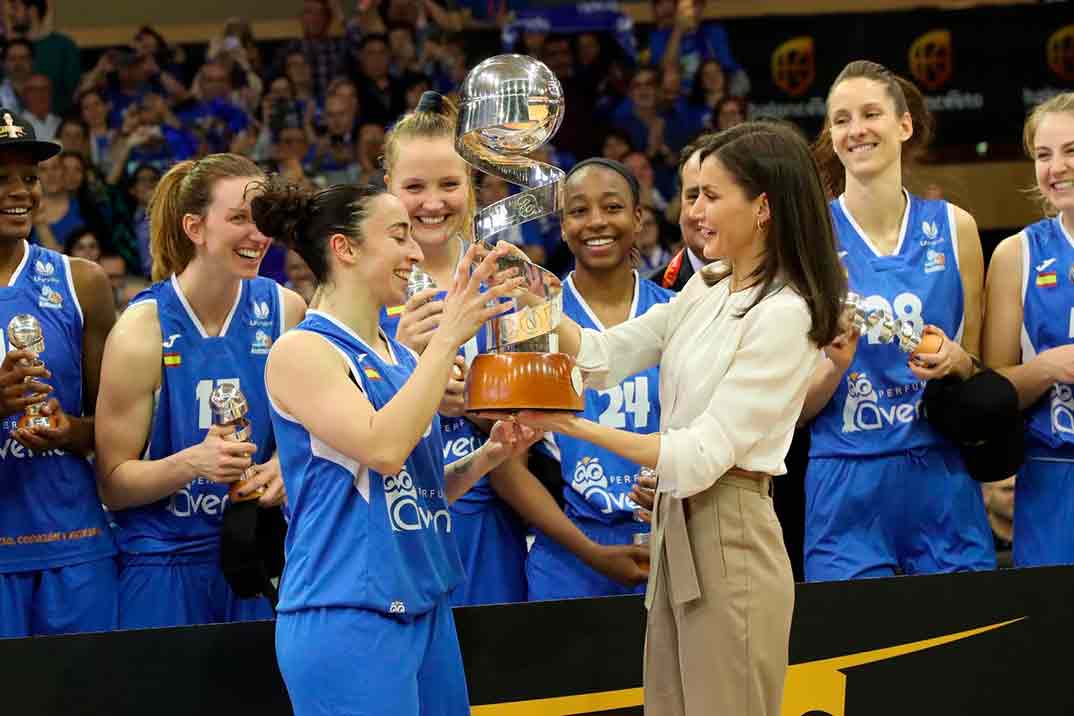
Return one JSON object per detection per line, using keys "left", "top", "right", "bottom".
{"left": 163, "top": 353, "right": 181, "bottom": 367}
{"left": 363, "top": 367, "right": 382, "bottom": 380}
{"left": 1037, "top": 271, "right": 1058, "bottom": 287}
{"left": 386, "top": 305, "right": 405, "bottom": 317}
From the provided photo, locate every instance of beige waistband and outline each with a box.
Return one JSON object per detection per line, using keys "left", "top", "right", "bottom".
{"left": 718, "top": 471, "right": 773, "bottom": 496}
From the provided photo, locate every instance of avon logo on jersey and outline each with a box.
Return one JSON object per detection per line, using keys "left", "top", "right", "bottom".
{"left": 841, "top": 372, "right": 924, "bottom": 432}
{"left": 383, "top": 467, "right": 451, "bottom": 533}
{"left": 166, "top": 479, "right": 228, "bottom": 517}
{"left": 571, "top": 456, "right": 639, "bottom": 514}
{"left": 250, "top": 330, "right": 272, "bottom": 355}
{"left": 443, "top": 435, "right": 478, "bottom": 461}
{"left": 1050, "top": 384, "right": 1074, "bottom": 436}
{"left": 38, "top": 284, "right": 63, "bottom": 309}
{"left": 31, "top": 259, "right": 58, "bottom": 284}
{"left": 0, "top": 436, "right": 64, "bottom": 460}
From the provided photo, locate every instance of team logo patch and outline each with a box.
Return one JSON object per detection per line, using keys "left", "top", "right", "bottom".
{"left": 250, "top": 329, "right": 272, "bottom": 355}
{"left": 34, "top": 260, "right": 54, "bottom": 277}
{"left": 924, "top": 249, "right": 946, "bottom": 273}
{"left": 38, "top": 284, "right": 63, "bottom": 308}
{"left": 922, "top": 221, "right": 939, "bottom": 240}
{"left": 253, "top": 301, "right": 270, "bottom": 320}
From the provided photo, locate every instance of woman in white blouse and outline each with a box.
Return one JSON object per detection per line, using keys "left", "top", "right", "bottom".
{"left": 511, "top": 122, "right": 847, "bottom": 715}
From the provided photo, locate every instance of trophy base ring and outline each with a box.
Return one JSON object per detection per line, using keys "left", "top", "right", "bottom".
{"left": 465, "top": 352, "right": 585, "bottom": 413}
{"left": 18, "top": 413, "right": 59, "bottom": 431}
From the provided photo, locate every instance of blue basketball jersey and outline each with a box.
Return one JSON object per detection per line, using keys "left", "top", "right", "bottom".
{"left": 554, "top": 273, "right": 673, "bottom": 524}
{"left": 381, "top": 290, "right": 494, "bottom": 512}
{"left": 1020, "top": 217, "right": 1074, "bottom": 458}
{"left": 111, "top": 275, "right": 284, "bottom": 557}
{"left": 0, "top": 243, "right": 116, "bottom": 573}
{"left": 271, "top": 310, "right": 464, "bottom": 616}
{"left": 810, "top": 193, "right": 965, "bottom": 458}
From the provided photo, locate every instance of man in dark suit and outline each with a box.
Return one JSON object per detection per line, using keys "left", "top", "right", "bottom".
{"left": 648, "top": 137, "right": 714, "bottom": 291}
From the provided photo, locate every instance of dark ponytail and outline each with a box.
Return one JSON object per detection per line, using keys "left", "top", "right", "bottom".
{"left": 812, "top": 60, "right": 934, "bottom": 197}
{"left": 251, "top": 177, "right": 385, "bottom": 286}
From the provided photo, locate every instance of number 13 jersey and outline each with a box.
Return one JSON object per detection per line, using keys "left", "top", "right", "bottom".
{"left": 112, "top": 275, "right": 284, "bottom": 557}
{"left": 810, "top": 193, "right": 965, "bottom": 458}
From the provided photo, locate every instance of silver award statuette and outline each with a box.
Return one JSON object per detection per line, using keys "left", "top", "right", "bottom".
{"left": 633, "top": 465, "right": 656, "bottom": 545}
{"left": 405, "top": 264, "right": 438, "bottom": 302}
{"left": 209, "top": 382, "right": 262, "bottom": 503}
{"left": 842, "top": 292, "right": 928, "bottom": 352}
{"left": 6, "top": 313, "right": 53, "bottom": 430}
{"left": 455, "top": 54, "right": 584, "bottom": 413}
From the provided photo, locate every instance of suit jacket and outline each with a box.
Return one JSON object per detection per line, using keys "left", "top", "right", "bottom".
{"left": 648, "top": 248, "right": 697, "bottom": 292}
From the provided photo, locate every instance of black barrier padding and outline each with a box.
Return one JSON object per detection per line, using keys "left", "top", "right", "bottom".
{"left": 2, "top": 567, "right": 1073, "bottom": 715}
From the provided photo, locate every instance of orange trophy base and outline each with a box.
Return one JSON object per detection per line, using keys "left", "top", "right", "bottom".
{"left": 17, "top": 413, "right": 60, "bottom": 431}
{"left": 465, "top": 352, "right": 585, "bottom": 413}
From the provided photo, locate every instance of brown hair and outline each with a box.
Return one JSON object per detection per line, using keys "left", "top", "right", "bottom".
{"left": 148, "top": 153, "right": 263, "bottom": 281}
{"left": 381, "top": 93, "right": 476, "bottom": 242}
{"left": 251, "top": 178, "right": 385, "bottom": 286}
{"left": 812, "top": 60, "right": 933, "bottom": 197}
{"left": 1022, "top": 91, "right": 1074, "bottom": 215}
{"left": 698, "top": 121, "right": 847, "bottom": 346}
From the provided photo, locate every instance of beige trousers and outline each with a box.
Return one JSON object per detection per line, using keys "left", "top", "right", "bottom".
{"left": 643, "top": 474, "right": 794, "bottom": 716}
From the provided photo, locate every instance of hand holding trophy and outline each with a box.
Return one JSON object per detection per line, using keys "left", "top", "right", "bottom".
{"left": 841, "top": 291, "right": 943, "bottom": 357}
{"left": 455, "top": 54, "right": 585, "bottom": 416}
{"left": 209, "top": 382, "right": 264, "bottom": 503}
{"left": 5, "top": 314, "right": 58, "bottom": 430}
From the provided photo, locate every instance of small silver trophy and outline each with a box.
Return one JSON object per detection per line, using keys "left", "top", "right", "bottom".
{"left": 841, "top": 292, "right": 938, "bottom": 355}
{"left": 405, "top": 264, "right": 437, "bottom": 302}
{"left": 209, "top": 382, "right": 262, "bottom": 502}
{"left": 633, "top": 466, "right": 656, "bottom": 546}
{"left": 6, "top": 314, "right": 53, "bottom": 430}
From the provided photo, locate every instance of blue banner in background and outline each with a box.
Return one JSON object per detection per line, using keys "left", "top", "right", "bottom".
{"left": 501, "top": 2, "right": 638, "bottom": 60}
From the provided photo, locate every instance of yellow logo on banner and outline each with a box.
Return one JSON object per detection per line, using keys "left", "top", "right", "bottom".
{"left": 1047, "top": 25, "right": 1074, "bottom": 82}
{"left": 772, "top": 37, "right": 816, "bottom": 97}
{"left": 909, "top": 29, "right": 953, "bottom": 91}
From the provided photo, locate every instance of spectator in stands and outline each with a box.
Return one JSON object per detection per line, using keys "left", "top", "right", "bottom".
{"left": 646, "top": 0, "right": 748, "bottom": 97}
{"left": 78, "top": 89, "right": 116, "bottom": 175}
{"left": 64, "top": 225, "right": 102, "bottom": 263}
{"left": 612, "top": 66, "right": 691, "bottom": 166}
{"left": 126, "top": 163, "right": 161, "bottom": 277}
{"left": 356, "top": 122, "right": 386, "bottom": 186}
{"left": 650, "top": 137, "right": 714, "bottom": 291}
{"left": 180, "top": 60, "right": 253, "bottom": 156}
{"left": 32, "top": 154, "right": 82, "bottom": 248}
{"left": 0, "top": 109, "right": 119, "bottom": 638}
{"left": 602, "top": 128, "right": 635, "bottom": 163}
{"left": 982, "top": 476, "right": 1015, "bottom": 568}
{"left": 108, "top": 93, "right": 197, "bottom": 183}
{"left": 282, "top": 49, "right": 318, "bottom": 112}
{"left": 636, "top": 202, "right": 674, "bottom": 274}
{"left": 284, "top": 249, "right": 316, "bottom": 305}
{"left": 81, "top": 47, "right": 156, "bottom": 130}
{"left": 712, "top": 95, "right": 747, "bottom": 131}
{"left": 21, "top": 73, "right": 58, "bottom": 140}
{"left": 282, "top": 0, "right": 348, "bottom": 98}
{"left": 310, "top": 92, "right": 360, "bottom": 185}
{"left": 57, "top": 117, "right": 90, "bottom": 158}
{"left": 0, "top": 39, "right": 33, "bottom": 113}
{"left": 387, "top": 23, "right": 426, "bottom": 79}
{"left": 687, "top": 58, "right": 727, "bottom": 125}
{"left": 623, "top": 150, "right": 670, "bottom": 212}
{"left": 6, "top": 0, "right": 80, "bottom": 114}
{"left": 354, "top": 34, "right": 407, "bottom": 127}
{"left": 200, "top": 36, "right": 262, "bottom": 117}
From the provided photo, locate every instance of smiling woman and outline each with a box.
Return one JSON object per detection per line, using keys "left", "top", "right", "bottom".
{"left": 93, "top": 152, "right": 308, "bottom": 630}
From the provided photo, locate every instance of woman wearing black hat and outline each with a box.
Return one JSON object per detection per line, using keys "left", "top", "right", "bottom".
{"left": 0, "top": 108, "right": 120, "bottom": 637}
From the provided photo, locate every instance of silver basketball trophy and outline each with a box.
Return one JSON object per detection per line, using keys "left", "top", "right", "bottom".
{"left": 6, "top": 314, "right": 57, "bottom": 430}
{"left": 455, "top": 54, "right": 584, "bottom": 413}
{"left": 210, "top": 382, "right": 263, "bottom": 503}
{"left": 842, "top": 292, "right": 940, "bottom": 356}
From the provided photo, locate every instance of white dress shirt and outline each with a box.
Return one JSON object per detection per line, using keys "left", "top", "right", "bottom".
{"left": 575, "top": 270, "right": 820, "bottom": 499}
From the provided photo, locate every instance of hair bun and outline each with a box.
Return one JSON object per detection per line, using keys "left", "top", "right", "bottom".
{"left": 416, "top": 91, "right": 445, "bottom": 114}
{"left": 250, "top": 176, "right": 313, "bottom": 250}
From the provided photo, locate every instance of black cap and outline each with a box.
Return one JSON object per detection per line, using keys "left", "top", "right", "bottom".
{"left": 923, "top": 370, "right": 1025, "bottom": 483}
{"left": 0, "top": 108, "right": 62, "bottom": 162}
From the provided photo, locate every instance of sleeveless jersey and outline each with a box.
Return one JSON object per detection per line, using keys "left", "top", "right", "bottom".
{"left": 271, "top": 310, "right": 464, "bottom": 616}
{"left": 1020, "top": 217, "right": 1074, "bottom": 459}
{"left": 555, "top": 272, "right": 673, "bottom": 525}
{"left": 381, "top": 288, "right": 494, "bottom": 513}
{"left": 0, "top": 242, "right": 116, "bottom": 572}
{"left": 810, "top": 193, "right": 965, "bottom": 458}
{"left": 111, "top": 275, "right": 284, "bottom": 557}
